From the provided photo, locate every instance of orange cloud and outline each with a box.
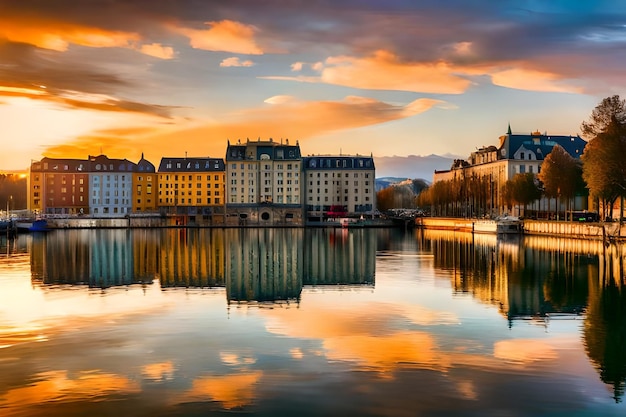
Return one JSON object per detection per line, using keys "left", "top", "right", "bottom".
{"left": 37, "top": 95, "right": 444, "bottom": 168}
{"left": 264, "top": 50, "right": 472, "bottom": 94}
{"left": 0, "top": 18, "right": 140, "bottom": 51}
{"left": 175, "top": 20, "right": 264, "bottom": 54}
{"left": 491, "top": 67, "right": 584, "bottom": 93}
{"left": 140, "top": 43, "right": 175, "bottom": 59}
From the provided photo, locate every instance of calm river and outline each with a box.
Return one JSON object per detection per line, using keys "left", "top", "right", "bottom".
{"left": 1, "top": 227, "right": 625, "bottom": 416}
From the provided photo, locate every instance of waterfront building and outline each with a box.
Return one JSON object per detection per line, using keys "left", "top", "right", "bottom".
{"left": 88, "top": 155, "right": 136, "bottom": 217}
{"left": 132, "top": 153, "right": 157, "bottom": 213}
{"left": 302, "top": 155, "right": 376, "bottom": 221}
{"left": 28, "top": 157, "right": 90, "bottom": 215}
{"left": 225, "top": 138, "right": 302, "bottom": 226}
{"left": 433, "top": 127, "right": 587, "bottom": 217}
{"left": 157, "top": 156, "right": 226, "bottom": 225}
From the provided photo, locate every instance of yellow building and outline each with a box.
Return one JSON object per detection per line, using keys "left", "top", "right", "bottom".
{"left": 157, "top": 157, "right": 226, "bottom": 225}
{"left": 132, "top": 154, "right": 157, "bottom": 213}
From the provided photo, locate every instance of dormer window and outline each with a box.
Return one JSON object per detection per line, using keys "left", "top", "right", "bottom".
{"left": 520, "top": 152, "right": 525, "bottom": 160}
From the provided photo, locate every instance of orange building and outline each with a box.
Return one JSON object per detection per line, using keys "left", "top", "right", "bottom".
{"left": 133, "top": 154, "right": 158, "bottom": 213}
{"left": 157, "top": 157, "right": 226, "bottom": 225}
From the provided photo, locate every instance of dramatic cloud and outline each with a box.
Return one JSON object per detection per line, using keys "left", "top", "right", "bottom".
{"left": 39, "top": 95, "right": 446, "bottom": 167}
{"left": 266, "top": 50, "right": 473, "bottom": 94}
{"left": 0, "top": 19, "right": 140, "bottom": 51}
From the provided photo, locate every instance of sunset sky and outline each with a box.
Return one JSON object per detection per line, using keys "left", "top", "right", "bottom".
{"left": 1, "top": 0, "right": 625, "bottom": 171}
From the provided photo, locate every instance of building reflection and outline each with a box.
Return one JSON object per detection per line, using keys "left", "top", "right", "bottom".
{"left": 158, "top": 229, "right": 225, "bottom": 288}
{"left": 421, "top": 229, "right": 626, "bottom": 402}
{"left": 225, "top": 228, "right": 303, "bottom": 304}
{"left": 30, "top": 229, "right": 157, "bottom": 287}
{"left": 422, "top": 230, "right": 591, "bottom": 323}
{"left": 303, "top": 228, "right": 376, "bottom": 287}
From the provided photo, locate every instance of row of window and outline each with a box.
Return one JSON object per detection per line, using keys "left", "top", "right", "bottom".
{"left": 230, "top": 163, "right": 299, "bottom": 170}
{"left": 309, "top": 172, "right": 370, "bottom": 178}
{"left": 159, "top": 183, "right": 221, "bottom": 189}
{"left": 308, "top": 196, "right": 372, "bottom": 202}
{"left": 159, "top": 198, "right": 221, "bottom": 205}
{"left": 310, "top": 180, "right": 370, "bottom": 186}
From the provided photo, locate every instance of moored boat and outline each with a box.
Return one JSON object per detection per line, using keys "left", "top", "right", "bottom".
{"left": 16, "top": 219, "right": 49, "bottom": 232}
{"left": 473, "top": 216, "right": 523, "bottom": 234}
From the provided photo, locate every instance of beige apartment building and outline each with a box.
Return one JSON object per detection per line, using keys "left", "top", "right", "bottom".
{"left": 225, "top": 138, "right": 303, "bottom": 226}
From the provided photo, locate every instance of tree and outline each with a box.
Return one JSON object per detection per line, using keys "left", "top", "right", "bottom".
{"left": 581, "top": 95, "right": 626, "bottom": 139}
{"left": 504, "top": 173, "right": 542, "bottom": 216}
{"left": 538, "top": 145, "right": 585, "bottom": 219}
{"left": 580, "top": 95, "right": 626, "bottom": 219}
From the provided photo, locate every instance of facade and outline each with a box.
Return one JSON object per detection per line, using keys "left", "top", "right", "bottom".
{"left": 29, "top": 157, "right": 91, "bottom": 215}
{"left": 433, "top": 128, "right": 588, "bottom": 216}
{"left": 133, "top": 154, "right": 157, "bottom": 213}
{"left": 157, "top": 157, "right": 226, "bottom": 225}
{"left": 225, "top": 139, "right": 303, "bottom": 225}
{"left": 89, "top": 155, "right": 136, "bottom": 217}
{"left": 302, "top": 155, "right": 376, "bottom": 220}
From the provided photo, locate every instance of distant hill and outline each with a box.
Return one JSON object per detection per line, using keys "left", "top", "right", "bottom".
{"left": 374, "top": 154, "right": 456, "bottom": 181}
{"left": 375, "top": 177, "right": 429, "bottom": 193}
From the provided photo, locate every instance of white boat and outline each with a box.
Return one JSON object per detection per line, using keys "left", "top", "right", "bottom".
{"left": 473, "top": 216, "right": 523, "bottom": 234}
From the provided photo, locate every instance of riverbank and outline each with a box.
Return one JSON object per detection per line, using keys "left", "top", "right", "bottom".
{"left": 24, "top": 215, "right": 395, "bottom": 230}
{"left": 417, "top": 217, "right": 626, "bottom": 241}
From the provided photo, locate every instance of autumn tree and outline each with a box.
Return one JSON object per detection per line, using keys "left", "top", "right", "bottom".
{"left": 503, "top": 173, "right": 542, "bottom": 216}
{"left": 580, "top": 95, "right": 626, "bottom": 219}
{"left": 538, "top": 145, "right": 585, "bottom": 219}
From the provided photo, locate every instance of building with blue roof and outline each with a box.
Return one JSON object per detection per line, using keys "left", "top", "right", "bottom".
{"left": 433, "top": 126, "right": 588, "bottom": 217}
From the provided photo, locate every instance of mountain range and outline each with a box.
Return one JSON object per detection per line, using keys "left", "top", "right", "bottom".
{"left": 373, "top": 154, "right": 456, "bottom": 181}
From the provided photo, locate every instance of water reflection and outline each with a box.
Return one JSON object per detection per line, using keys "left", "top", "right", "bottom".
{"left": 28, "top": 228, "right": 377, "bottom": 300}
{"left": 226, "top": 228, "right": 302, "bottom": 303}
{"left": 303, "top": 228, "right": 376, "bottom": 286}
{"left": 421, "top": 230, "right": 626, "bottom": 403}
{"left": 3, "top": 229, "right": 626, "bottom": 415}
{"left": 421, "top": 230, "right": 592, "bottom": 324}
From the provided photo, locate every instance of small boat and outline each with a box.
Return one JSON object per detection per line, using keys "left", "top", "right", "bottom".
{"left": 16, "top": 219, "right": 49, "bottom": 232}
{"left": 0, "top": 219, "right": 17, "bottom": 235}
{"left": 473, "top": 216, "right": 523, "bottom": 234}
{"left": 496, "top": 216, "right": 523, "bottom": 234}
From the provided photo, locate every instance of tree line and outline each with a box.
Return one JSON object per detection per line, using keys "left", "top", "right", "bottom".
{"left": 385, "top": 95, "right": 626, "bottom": 220}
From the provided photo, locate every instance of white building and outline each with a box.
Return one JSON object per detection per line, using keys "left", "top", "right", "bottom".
{"left": 89, "top": 155, "right": 135, "bottom": 217}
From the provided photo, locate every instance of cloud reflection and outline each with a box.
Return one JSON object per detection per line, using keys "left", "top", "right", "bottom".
{"left": 0, "top": 370, "right": 140, "bottom": 408}
{"left": 175, "top": 371, "right": 263, "bottom": 409}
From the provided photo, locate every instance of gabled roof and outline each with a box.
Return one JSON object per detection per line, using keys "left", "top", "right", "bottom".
{"left": 500, "top": 131, "right": 586, "bottom": 160}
